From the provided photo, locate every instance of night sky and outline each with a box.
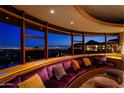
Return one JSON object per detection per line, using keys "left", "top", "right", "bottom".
{"left": 0, "top": 22, "right": 118, "bottom": 48}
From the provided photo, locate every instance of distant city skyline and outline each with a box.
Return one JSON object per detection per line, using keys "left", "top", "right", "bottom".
{"left": 0, "top": 22, "right": 118, "bottom": 48}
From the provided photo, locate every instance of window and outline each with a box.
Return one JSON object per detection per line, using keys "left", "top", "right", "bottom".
{"left": 85, "top": 35, "right": 105, "bottom": 54}
{"left": 48, "top": 33, "right": 71, "bottom": 58}
{"left": 107, "top": 35, "right": 119, "bottom": 53}
{"left": 0, "top": 12, "right": 20, "bottom": 69}
{"left": 73, "top": 35, "right": 83, "bottom": 54}
{"left": 25, "top": 23, "right": 45, "bottom": 62}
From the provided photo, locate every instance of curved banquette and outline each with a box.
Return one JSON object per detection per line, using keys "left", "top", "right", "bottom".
{"left": 0, "top": 55, "right": 113, "bottom": 88}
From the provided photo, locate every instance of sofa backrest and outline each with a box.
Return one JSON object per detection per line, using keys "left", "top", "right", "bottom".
{"left": 21, "top": 66, "right": 49, "bottom": 83}
{"left": 62, "top": 60, "right": 72, "bottom": 70}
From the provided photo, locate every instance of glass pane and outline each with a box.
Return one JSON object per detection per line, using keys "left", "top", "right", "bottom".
{"left": 85, "top": 36, "right": 105, "bottom": 54}
{"left": 26, "top": 28, "right": 44, "bottom": 37}
{"left": 25, "top": 23, "right": 45, "bottom": 61}
{"left": 48, "top": 33, "right": 71, "bottom": 58}
{"left": 0, "top": 22, "right": 20, "bottom": 69}
{"left": 74, "top": 36, "right": 83, "bottom": 55}
{"left": 107, "top": 35, "right": 118, "bottom": 53}
{"left": 26, "top": 50, "right": 44, "bottom": 62}
{"left": 26, "top": 38, "right": 44, "bottom": 48}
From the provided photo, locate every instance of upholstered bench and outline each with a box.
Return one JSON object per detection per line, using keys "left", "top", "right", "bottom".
{"left": 1, "top": 55, "right": 112, "bottom": 88}
{"left": 106, "top": 69, "right": 124, "bottom": 84}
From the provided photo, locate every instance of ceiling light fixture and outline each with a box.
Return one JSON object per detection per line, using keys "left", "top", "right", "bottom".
{"left": 50, "top": 9, "right": 55, "bottom": 14}
{"left": 121, "top": 28, "right": 123, "bottom": 32}
{"left": 6, "top": 17, "right": 9, "bottom": 20}
{"left": 70, "top": 21, "right": 74, "bottom": 25}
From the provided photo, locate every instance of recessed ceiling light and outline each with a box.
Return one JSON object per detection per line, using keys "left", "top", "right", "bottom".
{"left": 40, "top": 27, "right": 43, "bottom": 30}
{"left": 70, "top": 21, "right": 74, "bottom": 25}
{"left": 120, "top": 28, "right": 123, "bottom": 32}
{"left": 6, "top": 17, "right": 9, "bottom": 20}
{"left": 50, "top": 9, "right": 55, "bottom": 14}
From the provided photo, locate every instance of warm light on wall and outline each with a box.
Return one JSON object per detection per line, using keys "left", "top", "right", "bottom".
{"left": 120, "top": 32, "right": 124, "bottom": 54}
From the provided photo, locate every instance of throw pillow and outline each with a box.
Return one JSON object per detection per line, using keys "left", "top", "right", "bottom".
{"left": 83, "top": 58, "right": 92, "bottom": 66}
{"left": 71, "top": 60, "right": 80, "bottom": 71}
{"left": 18, "top": 74, "right": 45, "bottom": 88}
{"left": 52, "top": 64, "right": 67, "bottom": 80}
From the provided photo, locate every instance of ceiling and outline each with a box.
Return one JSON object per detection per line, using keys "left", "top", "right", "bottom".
{"left": 13, "top": 5, "right": 124, "bottom": 33}
{"left": 80, "top": 5, "right": 124, "bottom": 24}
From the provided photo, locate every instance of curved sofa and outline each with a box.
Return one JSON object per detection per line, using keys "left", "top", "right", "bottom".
{"left": 1, "top": 55, "right": 113, "bottom": 88}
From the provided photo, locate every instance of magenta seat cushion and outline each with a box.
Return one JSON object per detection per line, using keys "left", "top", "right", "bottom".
{"left": 60, "top": 75, "right": 73, "bottom": 82}
{"left": 45, "top": 79, "right": 66, "bottom": 88}
{"left": 62, "top": 60, "right": 72, "bottom": 70}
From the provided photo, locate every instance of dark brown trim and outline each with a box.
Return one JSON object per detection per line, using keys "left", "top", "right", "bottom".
{"left": 82, "top": 32, "right": 85, "bottom": 54}
{"left": 74, "top": 40, "right": 82, "bottom": 43}
{"left": 44, "top": 23, "right": 48, "bottom": 59}
{"left": 25, "top": 34, "right": 45, "bottom": 39}
{"left": 105, "top": 33, "right": 107, "bottom": 53}
{"left": 20, "top": 11, "right": 26, "bottom": 64}
{"left": 118, "top": 33, "right": 121, "bottom": 46}
{"left": 71, "top": 31, "right": 74, "bottom": 55}
{"left": 25, "top": 48, "right": 44, "bottom": 51}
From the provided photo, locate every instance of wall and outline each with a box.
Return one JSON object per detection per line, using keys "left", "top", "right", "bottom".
{"left": 120, "top": 32, "right": 124, "bottom": 54}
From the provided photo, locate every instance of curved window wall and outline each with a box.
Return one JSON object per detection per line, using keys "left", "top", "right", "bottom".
{"left": 0, "top": 6, "right": 120, "bottom": 69}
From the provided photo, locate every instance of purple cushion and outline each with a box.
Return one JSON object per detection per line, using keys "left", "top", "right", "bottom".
{"left": 47, "top": 62, "right": 63, "bottom": 79}
{"left": 100, "top": 56, "right": 107, "bottom": 62}
{"left": 36, "top": 67, "right": 49, "bottom": 82}
{"left": 84, "top": 65, "right": 97, "bottom": 71}
{"left": 94, "top": 56, "right": 107, "bottom": 62}
{"left": 62, "top": 60, "right": 72, "bottom": 70}
{"left": 66, "top": 68, "right": 86, "bottom": 79}
{"left": 76, "top": 58, "right": 83, "bottom": 66}
{"left": 21, "top": 67, "right": 49, "bottom": 82}
{"left": 59, "top": 74, "right": 73, "bottom": 83}
{"left": 45, "top": 79, "right": 66, "bottom": 88}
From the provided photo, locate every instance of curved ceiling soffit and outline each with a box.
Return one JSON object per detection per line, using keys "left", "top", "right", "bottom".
{"left": 74, "top": 5, "right": 123, "bottom": 27}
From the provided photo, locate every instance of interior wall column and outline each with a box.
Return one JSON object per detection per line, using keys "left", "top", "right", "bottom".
{"left": 120, "top": 32, "right": 124, "bottom": 54}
